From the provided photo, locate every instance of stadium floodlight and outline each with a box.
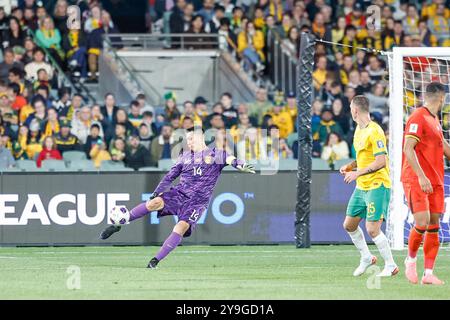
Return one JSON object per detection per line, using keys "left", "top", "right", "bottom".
{"left": 386, "top": 47, "right": 450, "bottom": 250}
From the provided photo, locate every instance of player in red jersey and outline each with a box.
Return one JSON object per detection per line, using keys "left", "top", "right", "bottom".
{"left": 401, "top": 82, "right": 449, "bottom": 285}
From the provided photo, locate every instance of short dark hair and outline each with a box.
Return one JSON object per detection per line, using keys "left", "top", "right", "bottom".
{"left": 130, "top": 100, "right": 140, "bottom": 108}
{"left": 8, "top": 83, "right": 20, "bottom": 95}
{"left": 352, "top": 95, "right": 370, "bottom": 113}
{"left": 221, "top": 92, "right": 232, "bottom": 99}
{"left": 8, "top": 67, "right": 23, "bottom": 78}
{"left": 425, "top": 82, "right": 446, "bottom": 100}
{"left": 143, "top": 111, "right": 153, "bottom": 117}
{"left": 91, "top": 123, "right": 100, "bottom": 131}
{"left": 186, "top": 125, "right": 205, "bottom": 133}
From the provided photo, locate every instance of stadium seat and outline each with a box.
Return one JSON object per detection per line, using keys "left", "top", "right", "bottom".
{"left": 158, "top": 159, "right": 175, "bottom": 170}
{"left": 278, "top": 159, "right": 298, "bottom": 170}
{"left": 286, "top": 133, "right": 297, "bottom": 149}
{"left": 312, "top": 158, "right": 331, "bottom": 170}
{"left": 41, "top": 160, "right": 68, "bottom": 171}
{"left": 138, "top": 166, "right": 160, "bottom": 172}
{"left": 334, "top": 159, "right": 353, "bottom": 170}
{"left": 99, "top": 161, "right": 134, "bottom": 171}
{"left": 63, "top": 151, "right": 87, "bottom": 163}
{"left": 67, "top": 160, "right": 98, "bottom": 171}
{"left": 16, "top": 160, "right": 39, "bottom": 171}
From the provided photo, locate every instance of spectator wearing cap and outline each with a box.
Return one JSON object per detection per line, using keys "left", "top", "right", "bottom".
{"left": 40, "top": 107, "right": 60, "bottom": 138}
{"left": 265, "top": 99, "right": 293, "bottom": 139}
{"left": 163, "top": 91, "right": 181, "bottom": 119}
{"left": 193, "top": 96, "right": 209, "bottom": 120}
{"left": 36, "top": 136, "right": 62, "bottom": 168}
{"left": 248, "top": 87, "right": 273, "bottom": 126}
{"left": 150, "top": 123, "right": 175, "bottom": 166}
{"left": 180, "top": 100, "right": 202, "bottom": 126}
{"left": 313, "top": 108, "right": 344, "bottom": 144}
{"left": 54, "top": 119, "right": 81, "bottom": 154}
{"left": 24, "top": 47, "right": 54, "bottom": 82}
{"left": 0, "top": 134, "right": 15, "bottom": 169}
{"left": 346, "top": 3, "right": 366, "bottom": 35}
{"left": 0, "top": 48, "right": 23, "bottom": 83}
{"left": 125, "top": 134, "right": 151, "bottom": 170}
{"left": 25, "top": 119, "right": 43, "bottom": 159}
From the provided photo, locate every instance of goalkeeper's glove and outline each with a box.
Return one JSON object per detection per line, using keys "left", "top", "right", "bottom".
{"left": 236, "top": 163, "right": 256, "bottom": 174}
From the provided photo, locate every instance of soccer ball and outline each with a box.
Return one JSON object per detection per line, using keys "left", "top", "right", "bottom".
{"left": 109, "top": 206, "right": 130, "bottom": 225}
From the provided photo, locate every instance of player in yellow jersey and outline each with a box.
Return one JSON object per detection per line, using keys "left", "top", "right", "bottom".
{"left": 339, "top": 96, "right": 399, "bottom": 277}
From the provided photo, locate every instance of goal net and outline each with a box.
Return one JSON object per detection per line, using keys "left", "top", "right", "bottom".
{"left": 387, "top": 47, "right": 450, "bottom": 250}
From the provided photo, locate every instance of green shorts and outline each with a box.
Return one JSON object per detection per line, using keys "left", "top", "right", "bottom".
{"left": 346, "top": 185, "right": 391, "bottom": 221}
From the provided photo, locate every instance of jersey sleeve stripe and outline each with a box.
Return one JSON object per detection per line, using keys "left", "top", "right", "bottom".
{"left": 374, "top": 151, "right": 387, "bottom": 156}
{"left": 405, "top": 134, "right": 420, "bottom": 142}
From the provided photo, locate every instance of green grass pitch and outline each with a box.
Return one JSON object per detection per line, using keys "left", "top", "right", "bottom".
{"left": 0, "top": 245, "right": 448, "bottom": 299}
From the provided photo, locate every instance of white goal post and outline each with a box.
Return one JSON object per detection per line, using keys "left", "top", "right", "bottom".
{"left": 387, "top": 47, "right": 450, "bottom": 250}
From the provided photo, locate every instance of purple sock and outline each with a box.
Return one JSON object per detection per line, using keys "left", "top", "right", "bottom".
{"left": 155, "top": 232, "right": 183, "bottom": 261}
{"left": 129, "top": 202, "right": 148, "bottom": 222}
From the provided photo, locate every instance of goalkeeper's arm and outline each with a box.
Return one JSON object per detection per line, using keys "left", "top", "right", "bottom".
{"left": 225, "top": 155, "right": 256, "bottom": 174}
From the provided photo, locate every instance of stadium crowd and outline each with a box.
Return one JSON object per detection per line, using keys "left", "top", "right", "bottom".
{"left": 0, "top": 0, "right": 450, "bottom": 170}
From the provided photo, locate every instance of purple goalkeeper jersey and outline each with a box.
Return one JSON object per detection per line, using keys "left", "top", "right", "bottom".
{"left": 154, "top": 147, "right": 243, "bottom": 207}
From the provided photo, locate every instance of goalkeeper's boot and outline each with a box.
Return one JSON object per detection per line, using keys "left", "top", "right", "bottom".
{"left": 353, "top": 255, "right": 377, "bottom": 276}
{"left": 147, "top": 257, "right": 159, "bottom": 269}
{"left": 100, "top": 225, "right": 121, "bottom": 240}
{"left": 376, "top": 264, "right": 399, "bottom": 277}
{"left": 404, "top": 257, "right": 418, "bottom": 284}
{"left": 421, "top": 273, "right": 444, "bottom": 285}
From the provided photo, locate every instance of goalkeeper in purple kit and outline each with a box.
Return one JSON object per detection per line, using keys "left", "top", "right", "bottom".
{"left": 100, "top": 126, "right": 255, "bottom": 268}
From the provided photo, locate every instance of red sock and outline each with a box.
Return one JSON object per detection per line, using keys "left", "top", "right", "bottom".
{"left": 423, "top": 224, "right": 440, "bottom": 270}
{"left": 408, "top": 225, "right": 427, "bottom": 258}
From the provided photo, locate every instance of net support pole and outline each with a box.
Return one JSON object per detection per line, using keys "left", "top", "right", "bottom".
{"left": 295, "top": 33, "right": 315, "bottom": 248}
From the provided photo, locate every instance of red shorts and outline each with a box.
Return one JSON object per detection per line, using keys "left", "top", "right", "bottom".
{"left": 402, "top": 182, "right": 445, "bottom": 214}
